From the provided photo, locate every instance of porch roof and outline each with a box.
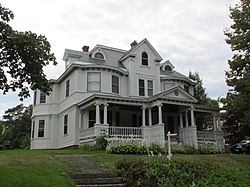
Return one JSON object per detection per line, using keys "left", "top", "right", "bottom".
{"left": 77, "top": 86, "right": 199, "bottom": 109}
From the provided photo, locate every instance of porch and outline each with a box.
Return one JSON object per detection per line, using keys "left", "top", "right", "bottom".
{"left": 77, "top": 94, "right": 224, "bottom": 149}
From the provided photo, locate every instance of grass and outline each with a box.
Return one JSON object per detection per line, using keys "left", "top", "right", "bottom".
{"left": 0, "top": 149, "right": 77, "bottom": 187}
{"left": 0, "top": 149, "right": 249, "bottom": 186}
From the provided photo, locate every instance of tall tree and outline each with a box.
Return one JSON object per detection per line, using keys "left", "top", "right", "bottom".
{"left": 222, "top": 0, "right": 250, "bottom": 142}
{"left": 189, "top": 71, "right": 219, "bottom": 108}
{"left": 1, "top": 104, "right": 32, "bottom": 148}
{"left": 0, "top": 3, "right": 57, "bottom": 100}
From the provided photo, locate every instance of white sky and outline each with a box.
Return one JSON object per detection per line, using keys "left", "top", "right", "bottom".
{"left": 0, "top": 0, "right": 238, "bottom": 118}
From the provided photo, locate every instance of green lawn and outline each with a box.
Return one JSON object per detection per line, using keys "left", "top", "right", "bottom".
{"left": 0, "top": 149, "right": 249, "bottom": 187}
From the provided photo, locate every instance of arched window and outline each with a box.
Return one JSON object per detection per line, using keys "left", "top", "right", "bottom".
{"left": 165, "top": 65, "right": 172, "bottom": 71}
{"left": 94, "top": 52, "right": 104, "bottom": 60}
{"left": 141, "top": 52, "right": 148, "bottom": 66}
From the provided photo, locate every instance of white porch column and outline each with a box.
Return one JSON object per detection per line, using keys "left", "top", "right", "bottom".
{"left": 217, "top": 116, "right": 222, "bottom": 130}
{"left": 190, "top": 106, "right": 195, "bottom": 127}
{"left": 103, "top": 103, "right": 109, "bottom": 125}
{"left": 148, "top": 107, "right": 152, "bottom": 126}
{"left": 213, "top": 115, "right": 217, "bottom": 130}
{"left": 142, "top": 106, "right": 146, "bottom": 126}
{"left": 158, "top": 104, "right": 163, "bottom": 124}
{"left": 185, "top": 110, "right": 189, "bottom": 127}
{"left": 179, "top": 112, "right": 183, "bottom": 128}
{"left": 95, "top": 103, "right": 101, "bottom": 125}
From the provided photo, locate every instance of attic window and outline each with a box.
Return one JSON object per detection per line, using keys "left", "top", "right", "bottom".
{"left": 141, "top": 52, "right": 148, "bottom": 66}
{"left": 165, "top": 65, "right": 172, "bottom": 71}
{"left": 94, "top": 52, "right": 104, "bottom": 60}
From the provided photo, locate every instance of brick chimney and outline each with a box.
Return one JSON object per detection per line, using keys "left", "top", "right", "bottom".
{"left": 130, "top": 40, "right": 138, "bottom": 48}
{"left": 82, "top": 45, "right": 89, "bottom": 52}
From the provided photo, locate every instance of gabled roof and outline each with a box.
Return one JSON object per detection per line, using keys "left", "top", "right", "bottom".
{"left": 149, "top": 85, "right": 198, "bottom": 103}
{"left": 118, "top": 38, "right": 163, "bottom": 62}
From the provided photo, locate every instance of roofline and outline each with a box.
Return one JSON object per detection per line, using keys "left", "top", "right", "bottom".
{"left": 89, "top": 44, "right": 127, "bottom": 54}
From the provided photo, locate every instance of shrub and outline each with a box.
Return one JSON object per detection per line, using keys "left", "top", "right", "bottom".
{"left": 115, "top": 159, "right": 245, "bottom": 187}
{"left": 107, "top": 144, "right": 224, "bottom": 155}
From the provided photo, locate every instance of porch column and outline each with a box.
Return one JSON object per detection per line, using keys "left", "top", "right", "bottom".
{"left": 179, "top": 112, "right": 183, "bottom": 128}
{"left": 217, "top": 116, "right": 222, "bottom": 130}
{"left": 190, "top": 106, "right": 195, "bottom": 127}
{"left": 213, "top": 115, "right": 217, "bottom": 130}
{"left": 158, "top": 104, "right": 163, "bottom": 124}
{"left": 103, "top": 103, "right": 109, "bottom": 125}
{"left": 148, "top": 107, "right": 152, "bottom": 126}
{"left": 185, "top": 110, "right": 189, "bottom": 127}
{"left": 142, "top": 106, "right": 146, "bottom": 126}
{"left": 95, "top": 103, "right": 101, "bottom": 124}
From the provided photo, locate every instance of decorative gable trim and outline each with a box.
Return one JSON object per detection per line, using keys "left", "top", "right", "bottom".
{"left": 118, "top": 38, "right": 163, "bottom": 63}
{"left": 149, "top": 86, "right": 198, "bottom": 103}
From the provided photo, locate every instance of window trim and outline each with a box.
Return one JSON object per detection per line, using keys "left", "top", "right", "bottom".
{"left": 38, "top": 120, "right": 45, "bottom": 138}
{"left": 34, "top": 91, "right": 37, "bottom": 106}
{"left": 94, "top": 52, "right": 105, "bottom": 60}
{"left": 32, "top": 121, "right": 35, "bottom": 138}
{"left": 64, "top": 114, "right": 68, "bottom": 135}
{"left": 139, "top": 79, "right": 145, "bottom": 96}
{"left": 112, "top": 75, "right": 119, "bottom": 94}
{"left": 66, "top": 80, "right": 70, "bottom": 97}
{"left": 40, "top": 91, "right": 46, "bottom": 104}
{"left": 87, "top": 72, "right": 101, "bottom": 92}
{"left": 141, "top": 52, "right": 148, "bottom": 66}
{"left": 147, "top": 80, "right": 153, "bottom": 96}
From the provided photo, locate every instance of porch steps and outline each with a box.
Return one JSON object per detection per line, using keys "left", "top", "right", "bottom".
{"left": 72, "top": 173, "right": 125, "bottom": 187}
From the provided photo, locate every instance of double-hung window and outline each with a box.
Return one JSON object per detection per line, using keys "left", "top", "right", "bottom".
{"left": 32, "top": 121, "right": 35, "bottom": 138}
{"left": 139, "top": 79, "right": 145, "bottom": 96}
{"left": 34, "top": 91, "right": 37, "bottom": 106}
{"left": 148, "top": 80, "right": 153, "bottom": 96}
{"left": 40, "top": 91, "right": 46, "bottom": 103}
{"left": 88, "top": 72, "right": 101, "bottom": 92}
{"left": 112, "top": 75, "right": 119, "bottom": 94}
{"left": 64, "top": 115, "right": 68, "bottom": 135}
{"left": 66, "top": 80, "right": 70, "bottom": 97}
{"left": 38, "top": 120, "right": 45, "bottom": 137}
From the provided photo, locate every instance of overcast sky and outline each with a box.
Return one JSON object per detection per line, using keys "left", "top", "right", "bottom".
{"left": 0, "top": 0, "right": 238, "bottom": 118}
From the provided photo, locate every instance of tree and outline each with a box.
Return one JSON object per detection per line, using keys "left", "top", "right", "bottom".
{"left": 0, "top": 3, "right": 57, "bottom": 100}
{"left": 189, "top": 71, "right": 219, "bottom": 108}
{"left": 189, "top": 71, "right": 219, "bottom": 130}
{"left": 1, "top": 104, "right": 32, "bottom": 148}
{"left": 222, "top": 0, "right": 250, "bottom": 143}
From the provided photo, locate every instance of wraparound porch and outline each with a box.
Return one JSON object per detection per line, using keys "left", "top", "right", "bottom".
{"left": 77, "top": 94, "right": 224, "bottom": 149}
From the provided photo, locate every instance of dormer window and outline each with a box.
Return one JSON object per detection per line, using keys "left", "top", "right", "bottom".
{"left": 94, "top": 52, "right": 104, "bottom": 60}
{"left": 141, "top": 52, "right": 148, "bottom": 66}
{"left": 165, "top": 65, "right": 172, "bottom": 71}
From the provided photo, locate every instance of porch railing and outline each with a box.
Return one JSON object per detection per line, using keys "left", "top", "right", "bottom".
{"left": 108, "top": 126, "right": 142, "bottom": 138}
{"left": 197, "top": 131, "right": 215, "bottom": 141}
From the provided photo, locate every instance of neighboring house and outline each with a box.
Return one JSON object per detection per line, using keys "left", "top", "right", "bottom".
{"left": 30, "top": 39, "right": 224, "bottom": 150}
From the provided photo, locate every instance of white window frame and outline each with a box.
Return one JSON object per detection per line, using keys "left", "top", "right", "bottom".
{"left": 112, "top": 75, "right": 119, "bottom": 94}
{"left": 87, "top": 72, "right": 101, "bottom": 92}
{"left": 66, "top": 79, "right": 70, "bottom": 97}
{"left": 147, "top": 80, "right": 153, "bottom": 96}
{"left": 38, "top": 120, "right": 45, "bottom": 138}
{"left": 64, "top": 114, "right": 68, "bottom": 135}
{"left": 40, "top": 91, "right": 46, "bottom": 104}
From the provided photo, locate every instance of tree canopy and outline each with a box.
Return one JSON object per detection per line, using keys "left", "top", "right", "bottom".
{"left": 0, "top": 104, "right": 32, "bottom": 148}
{"left": 222, "top": 0, "right": 250, "bottom": 142}
{"left": 189, "top": 71, "right": 219, "bottom": 108}
{"left": 0, "top": 3, "right": 57, "bottom": 100}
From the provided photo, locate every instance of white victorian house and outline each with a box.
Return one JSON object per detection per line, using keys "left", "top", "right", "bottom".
{"left": 30, "top": 39, "right": 224, "bottom": 150}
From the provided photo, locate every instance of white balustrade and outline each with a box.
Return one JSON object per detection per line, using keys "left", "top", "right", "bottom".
{"left": 108, "top": 126, "right": 142, "bottom": 138}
